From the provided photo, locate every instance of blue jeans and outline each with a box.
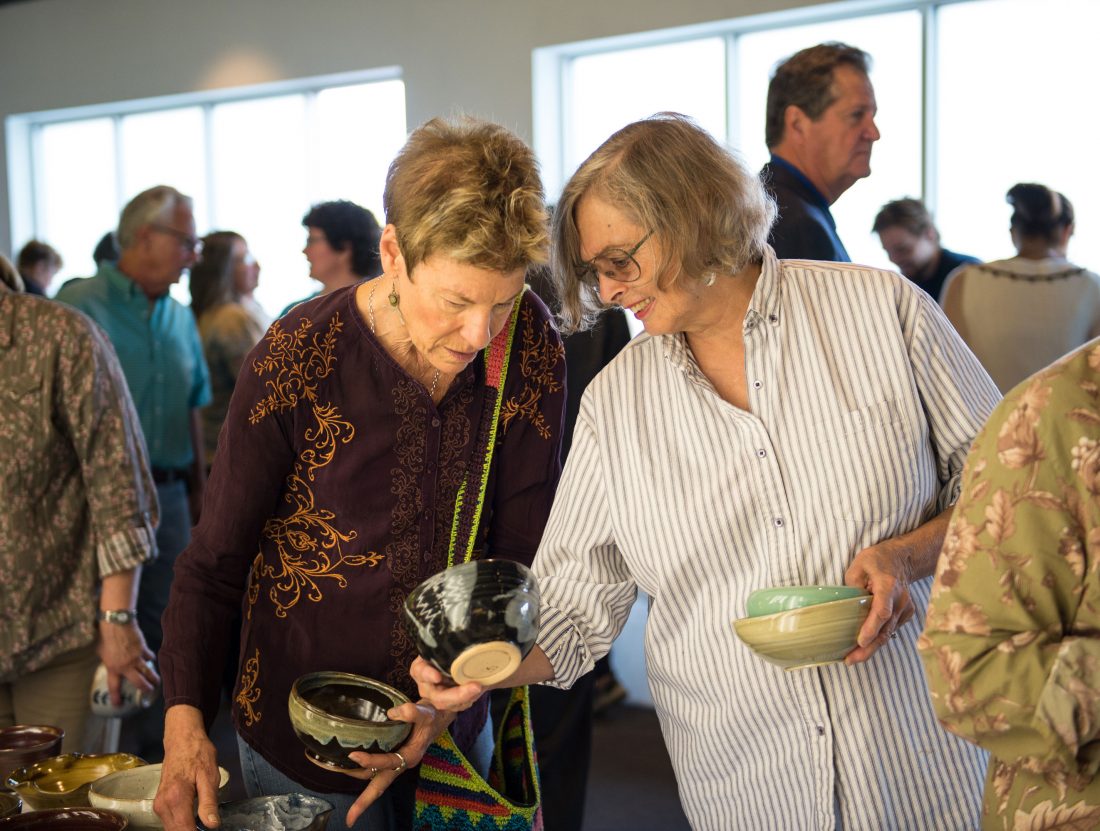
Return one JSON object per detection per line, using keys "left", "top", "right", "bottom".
{"left": 139, "top": 480, "right": 191, "bottom": 656}
{"left": 236, "top": 736, "right": 406, "bottom": 831}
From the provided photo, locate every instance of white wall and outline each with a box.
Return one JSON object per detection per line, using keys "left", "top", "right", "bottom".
{"left": 0, "top": 0, "right": 823, "bottom": 255}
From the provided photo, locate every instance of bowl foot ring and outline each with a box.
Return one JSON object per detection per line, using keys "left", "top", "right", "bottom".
{"left": 304, "top": 750, "right": 359, "bottom": 773}
{"left": 450, "top": 641, "right": 521, "bottom": 685}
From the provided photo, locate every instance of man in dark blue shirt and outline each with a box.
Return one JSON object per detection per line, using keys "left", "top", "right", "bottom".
{"left": 873, "top": 197, "right": 980, "bottom": 303}
{"left": 761, "top": 43, "right": 880, "bottom": 261}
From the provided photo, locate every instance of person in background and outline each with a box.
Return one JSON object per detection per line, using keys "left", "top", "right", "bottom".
{"left": 872, "top": 197, "right": 979, "bottom": 302}
{"left": 56, "top": 185, "right": 212, "bottom": 760}
{"left": 280, "top": 200, "right": 383, "bottom": 315}
{"left": 761, "top": 42, "right": 880, "bottom": 262}
{"left": 94, "top": 232, "right": 121, "bottom": 268}
{"left": 189, "top": 231, "right": 268, "bottom": 468}
{"left": 153, "top": 118, "right": 566, "bottom": 831}
{"left": 16, "top": 240, "right": 62, "bottom": 296}
{"left": 941, "top": 182, "right": 1100, "bottom": 393}
{"left": 0, "top": 254, "right": 160, "bottom": 754}
{"left": 920, "top": 336, "right": 1100, "bottom": 829}
{"left": 413, "top": 113, "right": 998, "bottom": 831}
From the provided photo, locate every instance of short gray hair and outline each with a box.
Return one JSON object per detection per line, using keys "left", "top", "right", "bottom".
{"left": 117, "top": 185, "right": 192, "bottom": 249}
{"left": 552, "top": 113, "right": 775, "bottom": 333}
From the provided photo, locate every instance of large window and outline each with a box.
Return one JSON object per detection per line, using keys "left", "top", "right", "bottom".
{"left": 536, "top": 0, "right": 1100, "bottom": 274}
{"left": 8, "top": 71, "right": 406, "bottom": 316}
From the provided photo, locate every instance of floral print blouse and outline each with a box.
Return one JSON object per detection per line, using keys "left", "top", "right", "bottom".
{"left": 920, "top": 338, "right": 1100, "bottom": 830}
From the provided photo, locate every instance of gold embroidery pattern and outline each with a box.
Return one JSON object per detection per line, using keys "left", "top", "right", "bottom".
{"left": 500, "top": 303, "right": 564, "bottom": 439}
{"left": 236, "top": 648, "right": 262, "bottom": 727}
{"left": 246, "top": 314, "right": 383, "bottom": 619}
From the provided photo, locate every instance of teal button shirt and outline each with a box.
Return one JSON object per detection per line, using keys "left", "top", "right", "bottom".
{"left": 57, "top": 263, "right": 212, "bottom": 469}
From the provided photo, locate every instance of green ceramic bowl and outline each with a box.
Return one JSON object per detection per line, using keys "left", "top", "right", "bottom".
{"left": 733, "top": 595, "right": 872, "bottom": 670}
{"left": 745, "top": 585, "right": 869, "bottom": 618}
{"left": 7, "top": 753, "right": 146, "bottom": 811}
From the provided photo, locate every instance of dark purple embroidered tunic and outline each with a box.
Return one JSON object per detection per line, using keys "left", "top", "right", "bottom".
{"left": 160, "top": 285, "right": 566, "bottom": 793}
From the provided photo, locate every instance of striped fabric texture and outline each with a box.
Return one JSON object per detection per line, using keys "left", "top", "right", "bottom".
{"left": 533, "top": 249, "right": 1001, "bottom": 830}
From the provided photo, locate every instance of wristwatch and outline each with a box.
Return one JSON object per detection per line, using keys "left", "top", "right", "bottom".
{"left": 97, "top": 609, "right": 138, "bottom": 625}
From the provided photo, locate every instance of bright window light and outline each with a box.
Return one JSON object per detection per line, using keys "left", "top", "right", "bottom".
{"left": 565, "top": 38, "right": 727, "bottom": 179}
{"left": 937, "top": 0, "right": 1100, "bottom": 271}
{"left": 120, "top": 107, "right": 208, "bottom": 229}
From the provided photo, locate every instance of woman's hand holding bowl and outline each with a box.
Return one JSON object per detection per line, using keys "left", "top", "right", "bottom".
{"left": 409, "top": 656, "right": 486, "bottom": 712}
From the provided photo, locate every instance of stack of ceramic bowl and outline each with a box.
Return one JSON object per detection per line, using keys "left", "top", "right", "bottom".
{"left": 732, "top": 585, "right": 871, "bottom": 670}
{"left": 88, "top": 763, "right": 230, "bottom": 830}
{"left": 288, "top": 672, "right": 412, "bottom": 772}
{"left": 6, "top": 753, "right": 145, "bottom": 811}
{"left": 403, "top": 559, "right": 540, "bottom": 686}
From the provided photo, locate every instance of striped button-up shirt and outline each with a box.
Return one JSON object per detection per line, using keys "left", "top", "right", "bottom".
{"left": 534, "top": 249, "right": 999, "bottom": 830}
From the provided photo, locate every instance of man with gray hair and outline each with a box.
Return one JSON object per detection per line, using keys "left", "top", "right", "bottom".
{"left": 761, "top": 42, "right": 880, "bottom": 261}
{"left": 57, "top": 185, "right": 211, "bottom": 758}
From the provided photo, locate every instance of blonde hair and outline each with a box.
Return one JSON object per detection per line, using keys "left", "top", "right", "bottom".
{"left": 383, "top": 117, "right": 548, "bottom": 274}
{"left": 117, "top": 185, "right": 192, "bottom": 249}
{"left": 552, "top": 113, "right": 776, "bottom": 333}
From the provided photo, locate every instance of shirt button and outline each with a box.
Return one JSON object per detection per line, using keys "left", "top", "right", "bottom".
{"left": 756, "top": 449, "right": 767, "bottom": 459}
{"left": 816, "top": 725, "right": 825, "bottom": 736}
{"left": 774, "top": 517, "right": 784, "bottom": 528}
{"left": 769, "top": 314, "right": 779, "bottom": 324}
{"left": 431, "top": 418, "right": 441, "bottom": 428}
{"left": 752, "top": 380, "right": 763, "bottom": 390}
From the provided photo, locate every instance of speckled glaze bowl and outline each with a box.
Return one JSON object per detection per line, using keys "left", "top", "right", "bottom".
{"left": 403, "top": 559, "right": 540, "bottom": 686}
{"left": 0, "top": 727, "right": 64, "bottom": 784}
{"left": 88, "top": 763, "right": 229, "bottom": 830}
{"left": 745, "top": 585, "right": 869, "bottom": 618}
{"left": 733, "top": 595, "right": 872, "bottom": 670}
{"left": 214, "top": 794, "right": 334, "bottom": 831}
{"left": 7, "top": 754, "right": 146, "bottom": 811}
{"left": 0, "top": 808, "right": 129, "bottom": 831}
{"left": 288, "top": 673, "right": 412, "bottom": 773}
{"left": 0, "top": 790, "right": 21, "bottom": 820}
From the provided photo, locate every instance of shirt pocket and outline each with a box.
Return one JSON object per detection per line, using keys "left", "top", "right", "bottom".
{"left": 0, "top": 372, "right": 52, "bottom": 490}
{"left": 811, "top": 398, "right": 921, "bottom": 522}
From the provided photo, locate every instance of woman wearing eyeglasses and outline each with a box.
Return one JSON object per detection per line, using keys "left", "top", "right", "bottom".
{"left": 153, "top": 118, "right": 566, "bottom": 831}
{"left": 188, "top": 231, "right": 269, "bottom": 469}
{"left": 413, "top": 113, "right": 998, "bottom": 830}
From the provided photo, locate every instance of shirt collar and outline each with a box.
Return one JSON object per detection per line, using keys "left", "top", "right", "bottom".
{"left": 769, "top": 154, "right": 833, "bottom": 215}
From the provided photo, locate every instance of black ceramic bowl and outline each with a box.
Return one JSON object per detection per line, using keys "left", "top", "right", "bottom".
{"left": 0, "top": 808, "right": 128, "bottom": 831}
{"left": 403, "top": 559, "right": 540, "bottom": 686}
{"left": 288, "top": 673, "right": 412, "bottom": 773}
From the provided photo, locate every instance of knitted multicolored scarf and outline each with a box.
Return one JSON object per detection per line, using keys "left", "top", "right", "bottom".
{"left": 414, "top": 288, "right": 543, "bottom": 830}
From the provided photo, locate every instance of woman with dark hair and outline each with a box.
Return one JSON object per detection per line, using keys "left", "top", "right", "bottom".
{"left": 154, "top": 118, "right": 565, "bottom": 831}
{"left": 188, "top": 231, "right": 268, "bottom": 468}
{"left": 282, "top": 201, "right": 384, "bottom": 315}
{"left": 942, "top": 182, "right": 1100, "bottom": 391}
{"left": 413, "top": 113, "right": 998, "bottom": 830}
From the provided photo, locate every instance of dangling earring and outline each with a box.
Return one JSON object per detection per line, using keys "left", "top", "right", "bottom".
{"left": 703, "top": 271, "right": 717, "bottom": 287}
{"left": 388, "top": 280, "right": 400, "bottom": 308}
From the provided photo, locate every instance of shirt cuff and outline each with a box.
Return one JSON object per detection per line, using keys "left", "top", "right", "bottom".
{"left": 96, "top": 519, "right": 157, "bottom": 578}
{"left": 939, "top": 471, "right": 964, "bottom": 512}
{"left": 536, "top": 604, "right": 596, "bottom": 690}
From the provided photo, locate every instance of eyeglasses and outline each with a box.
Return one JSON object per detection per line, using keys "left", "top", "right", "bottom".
{"left": 574, "top": 231, "right": 652, "bottom": 288}
{"left": 150, "top": 223, "right": 202, "bottom": 253}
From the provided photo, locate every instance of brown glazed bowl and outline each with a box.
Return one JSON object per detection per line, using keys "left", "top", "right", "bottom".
{"left": 0, "top": 727, "right": 64, "bottom": 783}
{"left": 0, "top": 808, "right": 129, "bottom": 831}
{"left": 7, "top": 754, "right": 146, "bottom": 811}
{"left": 288, "top": 672, "right": 412, "bottom": 773}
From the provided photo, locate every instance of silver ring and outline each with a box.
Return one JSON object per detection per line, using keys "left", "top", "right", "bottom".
{"left": 889, "top": 631, "right": 898, "bottom": 640}
{"left": 392, "top": 751, "right": 407, "bottom": 772}
{"left": 368, "top": 767, "right": 378, "bottom": 776}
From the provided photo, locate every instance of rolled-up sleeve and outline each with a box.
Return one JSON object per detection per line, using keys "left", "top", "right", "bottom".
{"left": 532, "top": 398, "right": 638, "bottom": 689}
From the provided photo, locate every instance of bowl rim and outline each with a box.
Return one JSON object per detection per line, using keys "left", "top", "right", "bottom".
{"left": 0, "top": 725, "right": 64, "bottom": 753}
{"left": 404, "top": 559, "right": 536, "bottom": 610}
{"left": 88, "top": 762, "right": 229, "bottom": 803}
{"left": 0, "top": 806, "right": 129, "bottom": 829}
{"left": 290, "top": 672, "right": 410, "bottom": 730}
{"left": 7, "top": 753, "right": 146, "bottom": 794}
{"left": 734, "top": 594, "right": 872, "bottom": 626}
